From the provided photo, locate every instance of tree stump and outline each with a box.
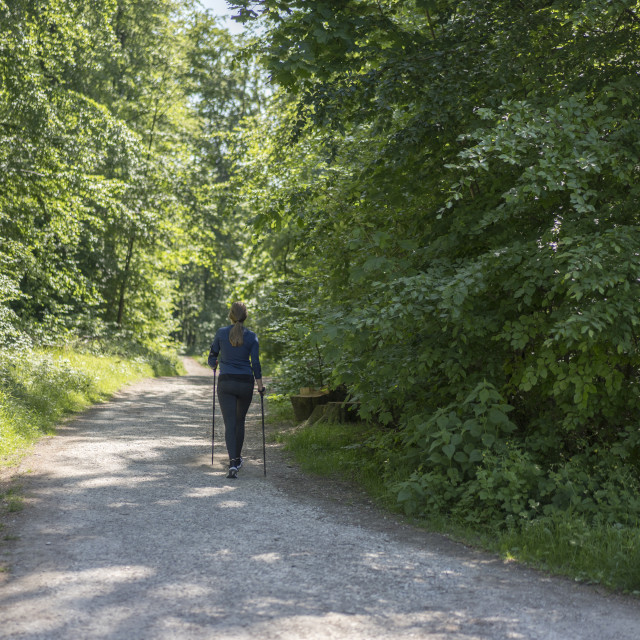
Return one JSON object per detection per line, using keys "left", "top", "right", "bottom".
{"left": 290, "top": 390, "right": 329, "bottom": 422}
{"left": 325, "top": 401, "right": 360, "bottom": 423}
{"left": 305, "top": 404, "right": 328, "bottom": 426}
{"left": 303, "top": 401, "right": 361, "bottom": 426}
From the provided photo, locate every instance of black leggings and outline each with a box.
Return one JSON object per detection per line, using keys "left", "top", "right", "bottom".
{"left": 217, "top": 377, "right": 254, "bottom": 461}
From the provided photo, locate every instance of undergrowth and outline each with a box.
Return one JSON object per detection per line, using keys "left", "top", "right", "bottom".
{"left": 0, "top": 345, "right": 183, "bottom": 466}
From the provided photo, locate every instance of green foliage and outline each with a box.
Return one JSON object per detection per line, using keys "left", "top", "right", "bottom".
{"left": 396, "top": 381, "right": 517, "bottom": 497}
{"left": 1, "top": 0, "right": 168, "bottom": 343}
{"left": 394, "top": 440, "right": 640, "bottom": 526}
{"left": 235, "top": 0, "right": 640, "bottom": 413}
{"left": 171, "top": 13, "right": 267, "bottom": 352}
{"left": 0, "top": 1, "right": 261, "bottom": 352}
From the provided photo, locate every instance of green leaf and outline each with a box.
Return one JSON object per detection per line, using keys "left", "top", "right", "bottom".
{"left": 442, "top": 443, "right": 456, "bottom": 459}
{"left": 481, "top": 433, "right": 496, "bottom": 448}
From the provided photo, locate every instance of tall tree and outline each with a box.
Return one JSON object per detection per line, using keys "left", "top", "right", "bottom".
{"left": 0, "top": 0, "right": 147, "bottom": 340}
{"left": 1, "top": 0, "right": 254, "bottom": 348}
{"left": 170, "top": 12, "right": 266, "bottom": 352}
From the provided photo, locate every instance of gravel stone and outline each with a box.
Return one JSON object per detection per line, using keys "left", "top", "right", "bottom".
{"left": 0, "top": 358, "right": 638, "bottom": 639}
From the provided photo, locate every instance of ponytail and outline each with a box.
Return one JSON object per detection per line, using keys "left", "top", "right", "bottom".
{"left": 228, "top": 302, "right": 247, "bottom": 347}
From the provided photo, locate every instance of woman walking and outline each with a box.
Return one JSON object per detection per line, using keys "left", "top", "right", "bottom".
{"left": 208, "top": 302, "right": 264, "bottom": 478}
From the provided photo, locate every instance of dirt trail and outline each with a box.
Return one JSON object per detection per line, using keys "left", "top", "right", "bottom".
{"left": 0, "top": 358, "right": 638, "bottom": 639}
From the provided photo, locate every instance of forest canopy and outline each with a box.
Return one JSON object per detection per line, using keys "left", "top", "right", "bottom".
{"left": 0, "top": 0, "right": 263, "bottom": 351}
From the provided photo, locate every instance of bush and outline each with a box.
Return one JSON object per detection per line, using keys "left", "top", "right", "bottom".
{"left": 394, "top": 418, "right": 640, "bottom": 531}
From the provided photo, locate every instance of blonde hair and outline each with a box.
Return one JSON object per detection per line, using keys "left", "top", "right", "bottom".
{"left": 229, "top": 302, "right": 247, "bottom": 346}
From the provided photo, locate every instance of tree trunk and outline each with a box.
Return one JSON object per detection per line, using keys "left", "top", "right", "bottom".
{"left": 116, "top": 232, "right": 135, "bottom": 327}
{"left": 290, "top": 391, "right": 329, "bottom": 422}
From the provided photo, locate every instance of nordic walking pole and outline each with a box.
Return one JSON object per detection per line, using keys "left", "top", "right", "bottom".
{"left": 259, "top": 387, "right": 267, "bottom": 477}
{"left": 212, "top": 367, "right": 217, "bottom": 465}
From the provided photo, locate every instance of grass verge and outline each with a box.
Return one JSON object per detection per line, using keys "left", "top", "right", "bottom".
{"left": 268, "top": 394, "right": 396, "bottom": 507}
{"left": 274, "top": 419, "right": 391, "bottom": 502}
{"left": 494, "top": 517, "right": 640, "bottom": 593}
{"left": 273, "top": 408, "right": 640, "bottom": 594}
{"left": 0, "top": 346, "right": 184, "bottom": 466}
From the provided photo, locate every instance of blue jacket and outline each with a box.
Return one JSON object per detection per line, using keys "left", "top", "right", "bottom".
{"left": 208, "top": 326, "right": 262, "bottom": 379}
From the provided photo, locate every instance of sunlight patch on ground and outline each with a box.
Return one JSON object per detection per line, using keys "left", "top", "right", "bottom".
{"left": 250, "top": 552, "right": 281, "bottom": 564}
{"left": 216, "top": 500, "right": 248, "bottom": 509}
{"left": 183, "top": 486, "right": 238, "bottom": 498}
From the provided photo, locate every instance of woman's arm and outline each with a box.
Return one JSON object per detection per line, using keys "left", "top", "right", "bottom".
{"left": 250, "top": 334, "right": 263, "bottom": 386}
{"left": 207, "top": 332, "right": 220, "bottom": 369}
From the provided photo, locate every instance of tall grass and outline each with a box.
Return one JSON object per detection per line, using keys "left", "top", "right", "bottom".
{"left": 0, "top": 346, "right": 183, "bottom": 466}
{"left": 495, "top": 517, "right": 640, "bottom": 593}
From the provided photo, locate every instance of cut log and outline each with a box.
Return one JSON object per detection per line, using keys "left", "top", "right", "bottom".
{"left": 305, "top": 404, "right": 328, "bottom": 426}
{"left": 321, "top": 402, "right": 342, "bottom": 424}
{"left": 290, "top": 391, "right": 329, "bottom": 422}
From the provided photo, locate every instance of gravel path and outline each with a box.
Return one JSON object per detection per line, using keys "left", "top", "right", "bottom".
{"left": 1, "top": 358, "right": 639, "bottom": 639}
